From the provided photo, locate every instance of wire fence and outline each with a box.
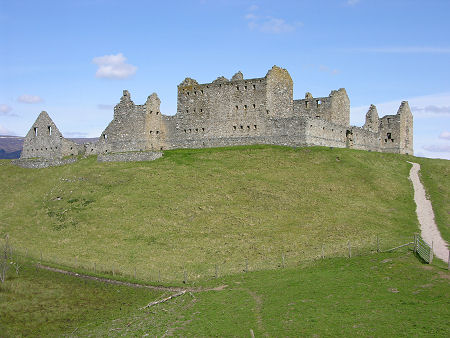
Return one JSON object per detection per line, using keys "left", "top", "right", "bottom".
{"left": 414, "top": 234, "right": 433, "bottom": 263}
{"left": 1, "top": 233, "right": 429, "bottom": 284}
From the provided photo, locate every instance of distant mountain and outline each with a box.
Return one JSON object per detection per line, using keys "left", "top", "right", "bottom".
{"left": 0, "top": 135, "right": 24, "bottom": 159}
{"left": 0, "top": 135, "right": 99, "bottom": 159}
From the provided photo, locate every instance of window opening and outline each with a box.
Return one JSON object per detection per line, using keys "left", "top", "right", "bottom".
{"left": 48, "top": 126, "right": 52, "bottom": 135}
{"left": 34, "top": 127, "right": 38, "bottom": 136}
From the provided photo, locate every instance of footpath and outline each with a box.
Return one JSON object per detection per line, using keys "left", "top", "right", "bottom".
{"left": 408, "top": 162, "right": 449, "bottom": 262}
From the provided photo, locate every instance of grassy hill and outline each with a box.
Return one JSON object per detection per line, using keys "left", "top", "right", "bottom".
{"left": 1, "top": 145, "right": 449, "bottom": 336}
{"left": 1, "top": 145, "right": 442, "bottom": 282}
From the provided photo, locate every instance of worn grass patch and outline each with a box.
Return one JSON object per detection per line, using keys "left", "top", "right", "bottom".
{"left": 0, "top": 145, "right": 435, "bottom": 282}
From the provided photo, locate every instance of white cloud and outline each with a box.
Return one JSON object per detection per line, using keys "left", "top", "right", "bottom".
{"left": 439, "top": 131, "right": 450, "bottom": 140}
{"left": 92, "top": 53, "right": 137, "bottom": 79}
{"left": 411, "top": 105, "right": 450, "bottom": 115}
{"left": 422, "top": 144, "right": 450, "bottom": 153}
{"left": 0, "top": 104, "right": 13, "bottom": 115}
{"left": 346, "top": 0, "right": 360, "bottom": 5}
{"left": 244, "top": 6, "right": 300, "bottom": 34}
{"left": 17, "top": 94, "right": 43, "bottom": 104}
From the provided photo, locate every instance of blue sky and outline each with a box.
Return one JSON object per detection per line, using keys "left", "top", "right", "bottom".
{"left": 1, "top": 0, "right": 449, "bottom": 159}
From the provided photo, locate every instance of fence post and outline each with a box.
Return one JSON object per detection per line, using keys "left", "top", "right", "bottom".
{"left": 112, "top": 265, "right": 115, "bottom": 276}
{"left": 377, "top": 235, "right": 380, "bottom": 253}
{"left": 94, "top": 262, "right": 96, "bottom": 273}
{"left": 348, "top": 240, "right": 351, "bottom": 258}
{"left": 282, "top": 253, "right": 285, "bottom": 268}
{"left": 40, "top": 251, "right": 42, "bottom": 262}
{"left": 430, "top": 241, "right": 433, "bottom": 264}
{"left": 322, "top": 244, "right": 325, "bottom": 259}
{"left": 215, "top": 264, "right": 218, "bottom": 278}
{"left": 413, "top": 234, "right": 417, "bottom": 253}
{"left": 134, "top": 267, "right": 136, "bottom": 279}
{"left": 183, "top": 269, "right": 187, "bottom": 284}
{"left": 158, "top": 270, "right": 161, "bottom": 282}
{"left": 448, "top": 251, "right": 450, "bottom": 271}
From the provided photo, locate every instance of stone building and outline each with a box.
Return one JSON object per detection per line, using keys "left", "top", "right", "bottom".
{"left": 20, "top": 65, "right": 414, "bottom": 162}
{"left": 20, "top": 111, "right": 82, "bottom": 159}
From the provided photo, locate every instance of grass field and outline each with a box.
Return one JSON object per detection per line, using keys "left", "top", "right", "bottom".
{"left": 0, "top": 257, "right": 164, "bottom": 336}
{"left": 1, "top": 249, "right": 448, "bottom": 336}
{"left": 85, "top": 250, "right": 449, "bottom": 336}
{"left": 0, "top": 145, "right": 438, "bottom": 282}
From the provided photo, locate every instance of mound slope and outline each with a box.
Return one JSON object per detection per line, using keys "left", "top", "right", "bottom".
{"left": 0, "top": 145, "right": 433, "bottom": 280}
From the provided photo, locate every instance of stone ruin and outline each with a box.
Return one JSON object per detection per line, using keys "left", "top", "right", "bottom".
{"left": 19, "top": 65, "right": 413, "bottom": 166}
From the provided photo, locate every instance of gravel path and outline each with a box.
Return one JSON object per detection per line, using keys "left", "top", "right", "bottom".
{"left": 408, "top": 162, "right": 449, "bottom": 262}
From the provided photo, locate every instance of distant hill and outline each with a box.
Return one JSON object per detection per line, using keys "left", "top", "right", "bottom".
{"left": 0, "top": 135, "right": 98, "bottom": 159}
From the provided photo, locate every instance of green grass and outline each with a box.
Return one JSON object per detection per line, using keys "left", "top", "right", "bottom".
{"left": 71, "top": 250, "right": 450, "bottom": 336}
{"left": 0, "top": 145, "right": 434, "bottom": 282}
{"left": 0, "top": 259, "right": 164, "bottom": 336}
{"left": 415, "top": 157, "right": 450, "bottom": 243}
{"left": 2, "top": 249, "right": 448, "bottom": 336}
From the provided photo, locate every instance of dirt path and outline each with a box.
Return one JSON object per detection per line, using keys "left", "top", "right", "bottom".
{"left": 37, "top": 264, "right": 227, "bottom": 293}
{"left": 408, "top": 162, "right": 449, "bottom": 262}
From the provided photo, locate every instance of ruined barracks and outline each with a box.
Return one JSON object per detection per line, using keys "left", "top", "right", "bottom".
{"left": 20, "top": 65, "right": 413, "bottom": 162}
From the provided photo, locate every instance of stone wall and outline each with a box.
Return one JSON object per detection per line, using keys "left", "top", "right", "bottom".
{"left": 20, "top": 111, "right": 82, "bottom": 159}
{"left": 12, "top": 157, "right": 77, "bottom": 169}
{"left": 293, "top": 88, "right": 350, "bottom": 126}
{"left": 97, "top": 151, "right": 162, "bottom": 163}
